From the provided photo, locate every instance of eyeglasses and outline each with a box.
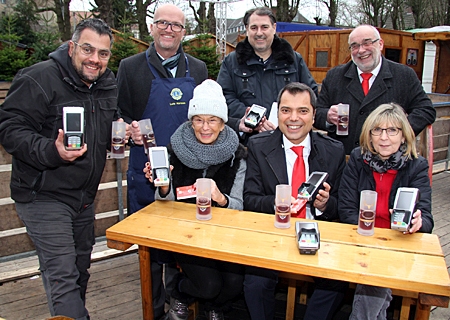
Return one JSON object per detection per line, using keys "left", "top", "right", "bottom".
{"left": 154, "top": 20, "right": 185, "bottom": 32}
{"left": 370, "top": 127, "right": 402, "bottom": 136}
{"left": 73, "top": 42, "right": 111, "bottom": 60}
{"left": 349, "top": 39, "right": 380, "bottom": 51}
{"left": 192, "top": 117, "right": 221, "bottom": 128}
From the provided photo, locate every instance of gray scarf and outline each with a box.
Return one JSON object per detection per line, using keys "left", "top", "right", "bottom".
{"left": 170, "top": 122, "right": 239, "bottom": 170}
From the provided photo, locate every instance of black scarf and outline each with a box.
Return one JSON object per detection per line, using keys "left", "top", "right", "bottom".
{"left": 363, "top": 144, "right": 409, "bottom": 173}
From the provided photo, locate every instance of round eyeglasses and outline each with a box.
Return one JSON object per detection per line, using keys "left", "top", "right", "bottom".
{"left": 73, "top": 42, "right": 111, "bottom": 60}
{"left": 192, "top": 117, "right": 221, "bottom": 128}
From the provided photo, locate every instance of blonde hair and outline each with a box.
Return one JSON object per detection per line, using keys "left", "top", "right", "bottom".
{"left": 360, "top": 103, "right": 417, "bottom": 158}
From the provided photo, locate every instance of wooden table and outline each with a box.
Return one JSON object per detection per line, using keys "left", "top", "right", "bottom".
{"left": 106, "top": 201, "right": 450, "bottom": 320}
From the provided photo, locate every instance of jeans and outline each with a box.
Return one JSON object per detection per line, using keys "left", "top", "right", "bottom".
{"left": 349, "top": 284, "right": 392, "bottom": 320}
{"left": 16, "top": 200, "right": 94, "bottom": 320}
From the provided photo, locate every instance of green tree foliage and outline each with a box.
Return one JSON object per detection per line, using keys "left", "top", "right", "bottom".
{"left": 0, "top": 34, "right": 34, "bottom": 81}
{"left": 184, "top": 34, "right": 220, "bottom": 80}
{"left": 31, "top": 29, "right": 61, "bottom": 63}
{"left": 109, "top": 32, "right": 139, "bottom": 74}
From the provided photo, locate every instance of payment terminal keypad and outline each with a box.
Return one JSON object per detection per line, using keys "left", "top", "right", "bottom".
{"left": 154, "top": 168, "right": 170, "bottom": 186}
{"left": 67, "top": 136, "right": 82, "bottom": 149}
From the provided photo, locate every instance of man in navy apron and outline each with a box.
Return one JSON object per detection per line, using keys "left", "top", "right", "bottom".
{"left": 117, "top": 4, "right": 208, "bottom": 319}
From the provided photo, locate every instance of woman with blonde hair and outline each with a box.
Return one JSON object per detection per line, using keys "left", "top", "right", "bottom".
{"left": 338, "top": 103, "right": 433, "bottom": 319}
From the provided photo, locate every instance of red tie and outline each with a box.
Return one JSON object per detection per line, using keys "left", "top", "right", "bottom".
{"left": 361, "top": 73, "right": 372, "bottom": 95}
{"left": 291, "top": 146, "right": 306, "bottom": 218}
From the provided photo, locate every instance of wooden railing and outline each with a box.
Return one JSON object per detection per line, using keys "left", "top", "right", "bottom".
{"left": 0, "top": 82, "right": 10, "bottom": 104}
{"left": 0, "top": 145, "right": 128, "bottom": 257}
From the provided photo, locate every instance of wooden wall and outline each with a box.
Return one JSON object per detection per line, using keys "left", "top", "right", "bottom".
{"left": 273, "top": 28, "right": 426, "bottom": 84}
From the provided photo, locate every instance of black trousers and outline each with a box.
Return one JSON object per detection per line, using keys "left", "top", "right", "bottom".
{"left": 175, "top": 253, "right": 244, "bottom": 311}
{"left": 243, "top": 266, "right": 348, "bottom": 320}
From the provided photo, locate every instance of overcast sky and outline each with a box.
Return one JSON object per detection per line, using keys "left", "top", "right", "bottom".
{"left": 69, "top": 0, "right": 320, "bottom": 22}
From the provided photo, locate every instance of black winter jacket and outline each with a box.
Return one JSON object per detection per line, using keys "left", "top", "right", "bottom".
{"left": 217, "top": 36, "right": 318, "bottom": 118}
{"left": 0, "top": 44, "right": 118, "bottom": 211}
{"left": 338, "top": 147, "right": 433, "bottom": 233}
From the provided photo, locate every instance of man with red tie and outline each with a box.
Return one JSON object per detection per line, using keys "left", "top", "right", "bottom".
{"left": 314, "top": 25, "right": 435, "bottom": 155}
{"left": 243, "top": 82, "right": 347, "bottom": 320}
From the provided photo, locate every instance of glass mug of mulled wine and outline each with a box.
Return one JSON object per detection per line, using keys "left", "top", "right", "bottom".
{"left": 196, "top": 178, "right": 212, "bottom": 221}
{"left": 110, "top": 121, "right": 126, "bottom": 159}
{"left": 357, "top": 190, "right": 377, "bottom": 236}
{"left": 138, "top": 119, "right": 156, "bottom": 153}
{"left": 274, "top": 184, "right": 291, "bottom": 229}
{"left": 336, "top": 103, "right": 349, "bottom": 136}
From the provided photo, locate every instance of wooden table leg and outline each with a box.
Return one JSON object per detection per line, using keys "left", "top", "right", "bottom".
{"left": 139, "top": 245, "right": 153, "bottom": 320}
{"left": 414, "top": 293, "right": 450, "bottom": 320}
{"left": 414, "top": 301, "right": 431, "bottom": 320}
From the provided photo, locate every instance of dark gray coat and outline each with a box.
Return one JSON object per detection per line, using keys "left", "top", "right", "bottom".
{"left": 315, "top": 57, "right": 436, "bottom": 154}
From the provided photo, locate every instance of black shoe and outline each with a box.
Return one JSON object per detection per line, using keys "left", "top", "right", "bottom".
{"left": 206, "top": 310, "right": 224, "bottom": 320}
{"left": 165, "top": 296, "right": 189, "bottom": 320}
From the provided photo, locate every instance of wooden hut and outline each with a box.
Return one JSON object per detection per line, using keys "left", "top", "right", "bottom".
{"left": 412, "top": 26, "right": 450, "bottom": 94}
{"left": 236, "top": 27, "right": 426, "bottom": 84}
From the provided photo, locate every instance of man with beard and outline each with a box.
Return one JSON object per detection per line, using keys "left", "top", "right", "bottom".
{"left": 0, "top": 18, "right": 126, "bottom": 320}
{"left": 217, "top": 7, "right": 318, "bottom": 140}
{"left": 314, "top": 25, "right": 436, "bottom": 155}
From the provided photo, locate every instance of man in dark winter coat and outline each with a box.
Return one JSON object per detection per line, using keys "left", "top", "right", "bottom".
{"left": 0, "top": 18, "right": 125, "bottom": 320}
{"left": 314, "top": 25, "right": 436, "bottom": 154}
{"left": 217, "top": 7, "right": 318, "bottom": 133}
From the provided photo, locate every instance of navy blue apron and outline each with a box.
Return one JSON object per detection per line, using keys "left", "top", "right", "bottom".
{"left": 127, "top": 54, "right": 196, "bottom": 215}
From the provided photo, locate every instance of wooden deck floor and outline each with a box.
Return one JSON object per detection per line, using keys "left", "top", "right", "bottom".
{"left": 1, "top": 170, "right": 449, "bottom": 320}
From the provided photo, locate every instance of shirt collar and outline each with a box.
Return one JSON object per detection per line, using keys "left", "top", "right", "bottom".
{"left": 357, "top": 56, "right": 382, "bottom": 78}
{"left": 282, "top": 133, "right": 311, "bottom": 152}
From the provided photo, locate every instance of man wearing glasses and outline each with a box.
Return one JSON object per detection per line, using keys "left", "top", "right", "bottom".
{"left": 116, "top": 3, "right": 208, "bottom": 320}
{"left": 0, "top": 19, "right": 126, "bottom": 320}
{"left": 314, "top": 24, "right": 436, "bottom": 155}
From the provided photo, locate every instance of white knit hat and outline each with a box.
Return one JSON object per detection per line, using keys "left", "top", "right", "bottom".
{"left": 188, "top": 79, "right": 228, "bottom": 123}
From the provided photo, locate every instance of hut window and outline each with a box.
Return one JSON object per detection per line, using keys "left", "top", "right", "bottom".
{"left": 385, "top": 48, "right": 401, "bottom": 63}
{"left": 316, "top": 51, "right": 329, "bottom": 68}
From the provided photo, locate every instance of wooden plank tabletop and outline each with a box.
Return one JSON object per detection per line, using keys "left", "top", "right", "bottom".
{"left": 106, "top": 202, "right": 450, "bottom": 298}
{"left": 128, "top": 201, "right": 444, "bottom": 257}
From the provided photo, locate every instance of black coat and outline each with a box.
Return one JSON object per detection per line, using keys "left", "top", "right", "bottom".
{"left": 244, "top": 128, "right": 345, "bottom": 221}
{"left": 117, "top": 44, "right": 208, "bottom": 123}
{"left": 217, "top": 36, "right": 318, "bottom": 118}
{"left": 338, "top": 147, "right": 433, "bottom": 233}
{"left": 0, "top": 44, "right": 118, "bottom": 211}
{"left": 315, "top": 57, "right": 436, "bottom": 154}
